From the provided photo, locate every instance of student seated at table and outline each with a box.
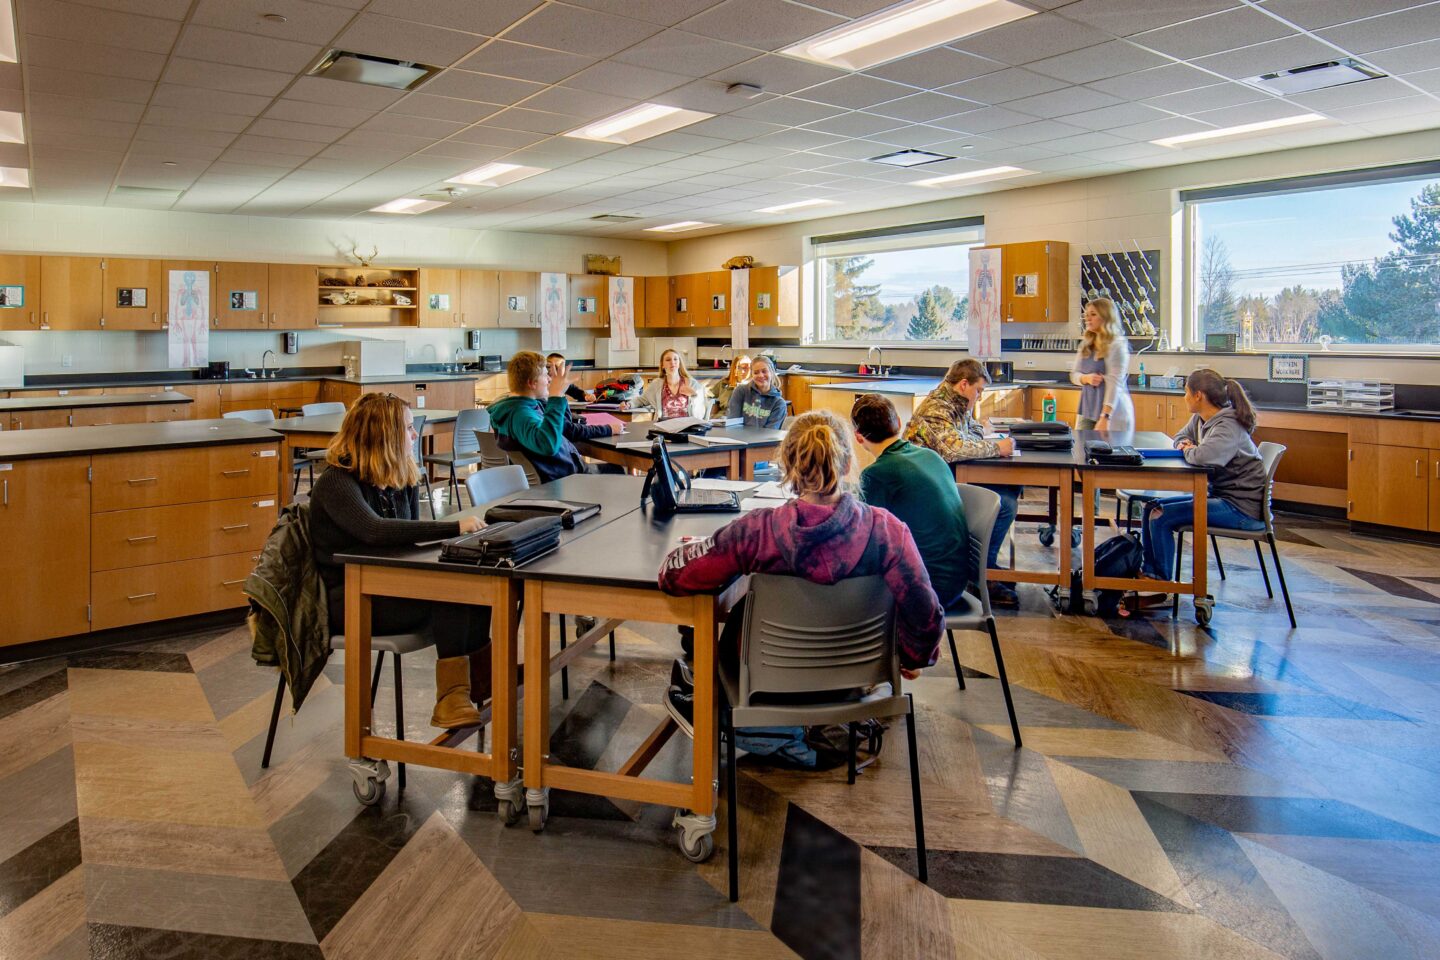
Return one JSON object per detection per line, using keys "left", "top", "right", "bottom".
{"left": 489, "top": 350, "right": 618, "bottom": 484}
{"left": 727, "top": 354, "right": 787, "bottom": 429}
{"left": 852, "top": 394, "right": 970, "bottom": 610}
{"left": 1139, "top": 368, "right": 1266, "bottom": 588}
{"left": 710, "top": 354, "right": 750, "bottom": 413}
{"left": 656, "top": 410, "right": 943, "bottom": 736}
{"left": 904, "top": 358, "right": 1021, "bottom": 608}
{"left": 309, "top": 392, "right": 489, "bottom": 729}
{"left": 547, "top": 352, "right": 593, "bottom": 403}
{"left": 626, "top": 348, "right": 707, "bottom": 419}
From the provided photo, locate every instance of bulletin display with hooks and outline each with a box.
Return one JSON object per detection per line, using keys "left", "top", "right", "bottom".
{"left": 1079, "top": 248, "right": 1160, "bottom": 337}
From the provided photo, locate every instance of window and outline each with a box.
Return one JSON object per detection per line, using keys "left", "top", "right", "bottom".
{"left": 813, "top": 218, "right": 984, "bottom": 344}
{"left": 1186, "top": 163, "right": 1440, "bottom": 349}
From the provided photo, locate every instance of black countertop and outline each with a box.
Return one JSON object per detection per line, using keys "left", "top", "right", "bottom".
{"left": 0, "top": 419, "right": 280, "bottom": 462}
{"left": 0, "top": 391, "right": 192, "bottom": 413}
{"left": 12, "top": 366, "right": 486, "bottom": 391}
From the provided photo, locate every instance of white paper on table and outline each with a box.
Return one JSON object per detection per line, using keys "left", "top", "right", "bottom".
{"left": 691, "top": 478, "right": 758, "bottom": 492}
{"left": 740, "top": 497, "right": 782, "bottom": 511}
{"left": 539, "top": 272, "right": 567, "bottom": 352}
{"left": 751, "top": 480, "right": 794, "bottom": 499}
{"left": 729, "top": 268, "right": 750, "bottom": 351}
{"left": 609, "top": 276, "right": 636, "bottom": 351}
{"left": 689, "top": 434, "right": 743, "bottom": 446}
{"left": 615, "top": 440, "right": 653, "bottom": 450}
{"left": 967, "top": 247, "right": 1002, "bottom": 360}
{"left": 167, "top": 269, "right": 210, "bottom": 368}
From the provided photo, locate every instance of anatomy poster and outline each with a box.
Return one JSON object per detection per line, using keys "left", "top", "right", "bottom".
{"left": 608, "top": 275, "right": 636, "bottom": 351}
{"left": 168, "top": 268, "right": 210, "bottom": 368}
{"left": 729, "top": 268, "right": 750, "bottom": 350}
{"left": 539, "top": 271, "right": 567, "bottom": 352}
{"left": 968, "top": 247, "right": 1001, "bottom": 359}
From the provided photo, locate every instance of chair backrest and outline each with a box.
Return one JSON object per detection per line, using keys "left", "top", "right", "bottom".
{"left": 955, "top": 483, "right": 1001, "bottom": 615}
{"left": 1256, "top": 441, "right": 1286, "bottom": 531}
{"left": 223, "top": 408, "right": 276, "bottom": 423}
{"left": 473, "top": 429, "right": 511, "bottom": 470}
{"left": 465, "top": 464, "right": 528, "bottom": 506}
{"left": 738, "top": 574, "right": 897, "bottom": 704}
{"left": 780, "top": 416, "right": 797, "bottom": 430}
{"left": 302, "top": 401, "right": 346, "bottom": 417}
{"left": 411, "top": 413, "right": 427, "bottom": 464}
{"left": 451, "top": 407, "right": 489, "bottom": 455}
{"left": 505, "top": 447, "right": 543, "bottom": 487}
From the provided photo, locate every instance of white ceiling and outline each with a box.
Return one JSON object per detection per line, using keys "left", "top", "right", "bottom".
{"left": 7, "top": 0, "right": 1440, "bottom": 239}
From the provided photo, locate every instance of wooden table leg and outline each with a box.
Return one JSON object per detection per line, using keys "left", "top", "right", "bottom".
{"left": 522, "top": 580, "right": 550, "bottom": 793}
{"left": 1060, "top": 469, "right": 1075, "bottom": 585}
{"left": 1191, "top": 474, "right": 1208, "bottom": 600}
{"left": 344, "top": 564, "right": 372, "bottom": 759}
{"left": 690, "top": 595, "right": 717, "bottom": 817}
{"left": 281, "top": 438, "right": 297, "bottom": 504}
{"left": 491, "top": 579, "right": 520, "bottom": 784}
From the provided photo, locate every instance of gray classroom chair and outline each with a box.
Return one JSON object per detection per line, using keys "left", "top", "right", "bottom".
{"left": 504, "top": 447, "right": 543, "bottom": 488}
{"left": 719, "top": 574, "right": 926, "bottom": 901}
{"left": 474, "top": 429, "right": 511, "bottom": 471}
{"left": 301, "top": 401, "right": 346, "bottom": 416}
{"left": 464, "top": 464, "right": 528, "bottom": 506}
{"left": 263, "top": 630, "right": 433, "bottom": 794}
{"left": 1171, "top": 441, "right": 1296, "bottom": 628}
{"left": 427, "top": 408, "right": 491, "bottom": 505}
{"left": 947, "top": 485, "right": 1022, "bottom": 748}
{"left": 224, "top": 408, "right": 313, "bottom": 492}
{"left": 411, "top": 413, "right": 434, "bottom": 510}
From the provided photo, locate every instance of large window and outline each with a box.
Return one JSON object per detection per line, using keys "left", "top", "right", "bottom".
{"left": 1187, "top": 163, "right": 1440, "bottom": 348}
{"left": 813, "top": 219, "right": 984, "bottom": 344}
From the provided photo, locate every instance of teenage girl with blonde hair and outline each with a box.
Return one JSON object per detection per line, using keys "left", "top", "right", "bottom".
{"left": 309, "top": 392, "right": 491, "bottom": 729}
{"left": 657, "top": 410, "right": 943, "bottom": 732}
{"left": 1070, "top": 297, "right": 1133, "bottom": 431}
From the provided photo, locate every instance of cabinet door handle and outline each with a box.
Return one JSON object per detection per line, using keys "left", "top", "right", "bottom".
{"left": 126, "top": 535, "right": 157, "bottom": 544}
{"left": 221, "top": 468, "right": 251, "bottom": 477}
{"left": 2, "top": 478, "right": 6, "bottom": 506}
{"left": 1347, "top": 448, "right": 1354, "bottom": 461}
{"left": 1435, "top": 460, "right": 1439, "bottom": 480}
{"left": 221, "top": 523, "right": 249, "bottom": 531}
{"left": 126, "top": 592, "right": 157, "bottom": 601}
{"left": 126, "top": 477, "right": 159, "bottom": 485}
{"left": 221, "top": 578, "right": 245, "bottom": 587}
{"left": 1417, "top": 459, "right": 1422, "bottom": 478}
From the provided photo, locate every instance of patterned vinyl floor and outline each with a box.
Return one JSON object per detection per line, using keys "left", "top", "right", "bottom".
{"left": 2, "top": 513, "right": 1438, "bottom": 959}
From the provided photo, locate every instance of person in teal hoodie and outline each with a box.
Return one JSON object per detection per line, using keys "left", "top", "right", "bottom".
{"left": 488, "top": 350, "right": 617, "bottom": 484}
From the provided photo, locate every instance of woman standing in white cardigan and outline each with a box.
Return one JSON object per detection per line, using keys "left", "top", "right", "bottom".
{"left": 627, "top": 348, "right": 708, "bottom": 419}
{"left": 1071, "top": 297, "right": 1133, "bottom": 432}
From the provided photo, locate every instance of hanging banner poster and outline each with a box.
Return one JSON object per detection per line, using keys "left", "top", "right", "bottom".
{"left": 729, "top": 268, "right": 750, "bottom": 351}
{"left": 539, "top": 271, "right": 567, "bottom": 353}
{"left": 168, "top": 268, "right": 210, "bottom": 368}
{"left": 608, "top": 275, "right": 636, "bottom": 351}
{"left": 968, "top": 247, "right": 1002, "bottom": 359}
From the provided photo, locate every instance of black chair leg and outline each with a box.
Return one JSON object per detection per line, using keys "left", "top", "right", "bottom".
{"left": 725, "top": 704, "right": 739, "bottom": 903}
{"left": 987, "top": 618, "right": 1022, "bottom": 749}
{"left": 261, "top": 672, "right": 285, "bottom": 769}
{"left": 846, "top": 723, "right": 858, "bottom": 785}
{"left": 1254, "top": 541, "right": 1273, "bottom": 597}
{"left": 292, "top": 467, "right": 302, "bottom": 497}
{"left": 946, "top": 629, "right": 965, "bottom": 689}
{"left": 370, "top": 650, "right": 385, "bottom": 704}
{"left": 609, "top": 630, "right": 616, "bottom": 662}
{"left": 1268, "top": 534, "right": 1297, "bottom": 629}
{"left": 1212, "top": 536, "right": 1226, "bottom": 580}
{"left": 1172, "top": 533, "right": 1184, "bottom": 618}
{"left": 393, "top": 652, "right": 406, "bottom": 792}
{"left": 904, "top": 696, "right": 927, "bottom": 885}
{"left": 558, "top": 614, "right": 569, "bottom": 702}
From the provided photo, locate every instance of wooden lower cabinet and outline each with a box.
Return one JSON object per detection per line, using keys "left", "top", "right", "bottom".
{"left": 6, "top": 409, "right": 72, "bottom": 430}
{"left": 91, "top": 552, "right": 259, "bottom": 631}
{"left": 91, "top": 497, "right": 275, "bottom": 571}
{"left": 1348, "top": 442, "right": 1429, "bottom": 528}
{"left": 72, "top": 405, "right": 150, "bottom": 427}
{"left": 1431, "top": 452, "right": 1440, "bottom": 534}
{"left": 91, "top": 442, "right": 279, "bottom": 512}
{"left": 0, "top": 456, "right": 91, "bottom": 646}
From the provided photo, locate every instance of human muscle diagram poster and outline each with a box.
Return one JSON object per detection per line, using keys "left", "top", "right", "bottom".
{"left": 729, "top": 268, "right": 750, "bottom": 350}
{"left": 608, "top": 275, "right": 636, "bottom": 351}
{"left": 168, "top": 268, "right": 210, "bottom": 368}
{"left": 968, "top": 247, "right": 1001, "bottom": 359}
{"left": 539, "top": 272, "right": 567, "bottom": 352}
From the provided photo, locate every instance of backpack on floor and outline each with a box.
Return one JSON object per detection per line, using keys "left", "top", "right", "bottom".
{"left": 1067, "top": 532, "right": 1143, "bottom": 617}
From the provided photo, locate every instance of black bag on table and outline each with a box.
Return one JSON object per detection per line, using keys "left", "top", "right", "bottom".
{"left": 439, "top": 516, "right": 562, "bottom": 568}
{"left": 1009, "top": 420, "right": 1073, "bottom": 451}
{"left": 483, "top": 498, "right": 600, "bottom": 528}
{"left": 1067, "top": 532, "right": 1143, "bottom": 617}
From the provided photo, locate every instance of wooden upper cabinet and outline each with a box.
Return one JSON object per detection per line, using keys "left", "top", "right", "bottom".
{"left": 704, "top": 271, "right": 730, "bottom": 327}
{"left": 569, "top": 274, "right": 605, "bottom": 329}
{"left": 212, "top": 261, "right": 268, "bottom": 329}
{"left": 269, "top": 263, "right": 318, "bottom": 329}
{"left": 642, "top": 276, "right": 668, "bottom": 328}
{"left": 749, "top": 265, "right": 799, "bottom": 327}
{"left": 40, "top": 256, "right": 104, "bottom": 329}
{"left": 103, "top": 258, "right": 165, "bottom": 330}
{"left": 161, "top": 260, "right": 216, "bottom": 333}
{"left": 984, "top": 240, "right": 1068, "bottom": 324}
{"left": 496, "top": 271, "right": 538, "bottom": 327}
{"left": 459, "top": 269, "right": 497, "bottom": 328}
{"left": 418, "top": 268, "right": 460, "bottom": 328}
{"left": 0, "top": 254, "right": 42, "bottom": 331}
{"left": 669, "top": 274, "right": 698, "bottom": 327}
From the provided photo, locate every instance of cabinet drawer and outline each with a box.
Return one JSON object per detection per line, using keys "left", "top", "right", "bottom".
{"left": 91, "top": 442, "right": 280, "bottom": 511}
{"left": 92, "top": 496, "right": 277, "bottom": 571}
{"left": 92, "top": 552, "right": 259, "bottom": 631}
{"left": 145, "top": 403, "right": 192, "bottom": 422}
{"left": 72, "top": 405, "right": 151, "bottom": 427}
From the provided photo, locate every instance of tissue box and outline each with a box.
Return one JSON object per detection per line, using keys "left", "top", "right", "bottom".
{"left": 1151, "top": 375, "right": 1185, "bottom": 390}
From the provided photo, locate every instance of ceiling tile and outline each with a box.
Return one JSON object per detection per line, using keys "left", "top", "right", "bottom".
{"left": 191, "top": 0, "right": 342, "bottom": 44}
{"left": 1187, "top": 97, "right": 1325, "bottom": 127}
{"left": 457, "top": 40, "right": 596, "bottom": 83}
{"left": 953, "top": 13, "right": 1110, "bottom": 65}
{"left": 265, "top": 98, "right": 375, "bottom": 127}
{"left": 136, "top": 124, "right": 236, "bottom": 148}
{"left": 20, "top": 0, "right": 181, "bottom": 53}
{"left": 1143, "top": 81, "right": 1267, "bottom": 115}
{"left": 520, "top": 86, "right": 637, "bottom": 121}
{"left": 248, "top": 118, "right": 350, "bottom": 143}
{"left": 864, "top": 92, "right": 981, "bottom": 122}
{"left": 1130, "top": 7, "right": 1295, "bottom": 61}
{"left": 417, "top": 140, "right": 511, "bottom": 161}
{"left": 232, "top": 134, "right": 327, "bottom": 156}
{"left": 24, "top": 36, "right": 166, "bottom": 82}
{"left": 145, "top": 106, "right": 255, "bottom": 133}
{"left": 1108, "top": 114, "right": 1212, "bottom": 141}
{"left": 1087, "top": 62, "right": 1219, "bottom": 99}
{"left": 1042, "top": 130, "right": 1130, "bottom": 153}
{"left": 612, "top": 29, "right": 757, "bottom": 77}
{"left": 731, "top": 96, "right": 845, "bottom": 126}
{"left": 219, "top": 149, "right": 307, "bottom": 168}
{"left": 286, "top": 76, "right": 409, "bottom": 110}
{"left": 1189, "top": 34, "right": 1338, "bottom": 80}
{"left": 928, "top": 105, "right": 1035, "bottom": 133}
{"left": 63, "top": 0, "right": 192, "bottom": 17}
{"left": 864, "top": 46, "right": 1002, "bottom": 88}
{"left": 1318, "top": 5, "right": 1440, "bottom": 53}
{"left": 334, "top": 14, "right": 487, "bottom": 67}
{"left": 389, "top": 93, "right": 502, "bottom": 124}
{"left": 709, "top": 54, "right": 849, "bottom": 97}
{"left": 478, "top": 107, "right": 578, "bottom": 135}
{"left": 362, "top": 113, "right": 466, "bottom": 139}
{"left": 162, "top": 58, "right": 294, "bottom": 97}
{"left": 654, "top": 78, "right": 765, "bottom": 114}
{"left": 448, "top": 125, "right": 548, "bottom": 148}
{"left": 637, "top": 131, "right": 735, "bottom": 154}
{"left": 1403, "top": 65, "right": 1440, "bottom": 93}
{"left": 870, "top": 124, "right": 957, "bottom": 148}
{"left": 939, "top": 68, "right": 1068, "bottom": 106}
{"left": 562, "top": 61, "right": 691, "bottom": 99}
{"left": 800, "top": 111, "right": 904, "bottom": 138}
{"left": 1367, "top": 38, "right": 1440, "bottom": 75}
{"left": 29, "top": 93, "right": 145, "bottom": 123}
{"left": 420, "top": 70, "right": 544, "bottom": 105}
{"left": 365, "top": 0, "right": 542, "bottom": 35}
{"left": 503, "top": 4, "right": 662, "bottom": 58}
{"left": 175, "top": 25, "right": 324, "bottom": 73}
{"left": 1055, "top": 0, "right": 1239, "bottom": 38}
{"left": 680, "top": 0, "right": 846, "bottom": 50}
{"left": 1287, "top": 77, "right": 1421, "bottom": 111}
{"left": 26, "top": 65, "right": 154, "bottom": 104}
{"left": 565, "top": 0, "right": 722, "bottom": 25}
{"left": 989, "top": 118, "right": 1088, "bottom": 144}
{"left": 151, "top": 83, "right": 273, "bottom": 117}
{"left": 795, "top": 74, "right": 918, "bottom": 109}
{"left": 1058, "top": 101, "right": 1174, "bottom": 130}
{"left": 1025, "top": 40, "right": 1169, "bottom": 85}
{"left": 1329, "top": 94, "right": 1439, "bottom": 122}
{"left": 1262, "top": 0, "right": 1422, "bottom": 30}
{"left": 1005, "top": 85, "right": 1123, "bottom": 119}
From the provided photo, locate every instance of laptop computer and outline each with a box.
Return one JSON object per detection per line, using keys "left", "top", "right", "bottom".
{"left": 641, "top": 437, "right": 741, "bottom": 514}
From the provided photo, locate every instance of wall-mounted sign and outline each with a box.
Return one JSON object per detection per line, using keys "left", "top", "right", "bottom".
{"left": 1268, "top": 353, "right": 1308, "bottom": 383}
{"left": 575, "top": 296, "right": 597, "bottom": 313}
{"left": 428, "top": 293, "right": 450, "bottom": 310}
{"left": 507, "top": 295, "right": 528, "bottom": 311}
{"left": 229, "top": 290, "right": 258, "bottom": 310}
{"left": 674, "top": 297, "right": 687, "bottom": 313}
{"left": 116, "top": 287, "right": 147, "bottom": 308}
{"left": 0, "top": 285, "right": 23, "bottom": 307}
{"left": 755, "top": 291, "right": 771, "bottom": 311}
{"left": 1014, "top": 273, "right": 1039, "bottom": 297}
{"left": 711, "top": 293, "right": 726, "bottom": 311}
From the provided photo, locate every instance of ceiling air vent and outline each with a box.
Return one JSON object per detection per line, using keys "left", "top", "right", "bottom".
{"left": 589, "top": 214, "right": 641, "bottom": 223}
{"left": 308, "top": 50, "right": 440, "bottom": 91}
{"left": 1244, "top": 59, "right": 1385, "bottom": 96}
{"left": 868, "top": 149, "right": 955, "bottom": 167}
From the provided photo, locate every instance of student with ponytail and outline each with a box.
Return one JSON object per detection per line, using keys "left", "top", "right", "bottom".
{"left": 1138, "top": 368, "right": 1267, "bottom": 584}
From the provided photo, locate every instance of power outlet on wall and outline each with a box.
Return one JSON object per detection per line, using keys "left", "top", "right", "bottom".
{"left": 1024, "top": 359, "right": 1035, "bottom": 368}
{"left": 62, "top": 354, "right": 73, "bottom": 368}
{"left": 405, "top": 346, "right": 414, "bottom": 360}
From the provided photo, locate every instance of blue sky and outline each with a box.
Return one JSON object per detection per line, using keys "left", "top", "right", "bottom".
{"left": 1196, "top": 177, "right": 1436, "bottom": 298}
{"left": 856, "top": 245, "right": 972, "bottom": 304}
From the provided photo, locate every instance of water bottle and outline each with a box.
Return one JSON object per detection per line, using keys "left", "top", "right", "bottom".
{"left": 1137, "top": 361, "right": 1147, "bottom": 389}
{"left": 1042, "top": 390, "right": 1056, "bottom": 422}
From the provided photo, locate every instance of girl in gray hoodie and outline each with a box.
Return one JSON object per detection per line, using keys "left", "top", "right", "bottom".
{"left": 1140, "top": 369, "right": 1267, "bottom": 581}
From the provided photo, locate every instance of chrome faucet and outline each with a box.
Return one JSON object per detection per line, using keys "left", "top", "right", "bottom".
{"left": 261, "top": 350, "right": 277, "bottom": 379}
{"left": 452, "top": 347, "right": 465, "bottom": 373}
{"left": 721, "top": 343, "right": 734, "bottom": 367}
{"left": 866, "top": 345, "right": 885, "bottom": 376}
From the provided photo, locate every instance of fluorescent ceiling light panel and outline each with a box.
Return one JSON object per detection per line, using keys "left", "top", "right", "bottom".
{"left": 1244, "top": 59, "right": 1384, "bottom": 96}
{"left": 1152, "top": 113, "right": 1328, "bottom": 147}
{"left": 370, "top": 197, "right": 449, "bottom": 214}
{"left": 756, "top": 198, "right": 835, "bottom": 213}
{"left": 0, "top": 110, "right": 22, "bottom": 144}
{"left": 0, "top": 166, "right": 29, "bottom": 188}
{"left": 0, "top": 0, "right": 15, "bottom": 63}
{"left": 564, "top": 103, "right": 713, "bottom": 144}
{"left": 870, "top": 149, "right": 955, "bottom": 167}
{"left": 914, "top": 165, "right": 1027, "bottom": 187}
{"left": 448, "top": 162, "right": 547, "bottom": 187}
{"left": 645, "top": 221, "right": 718, "bottom": 233}
{"left": 782, "top": 0, "right": 1035, "bottom": 71}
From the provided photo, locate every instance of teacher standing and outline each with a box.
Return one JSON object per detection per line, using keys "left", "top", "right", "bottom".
{"left": 1070, "top": 297, "right": 1133, "bottom": 432}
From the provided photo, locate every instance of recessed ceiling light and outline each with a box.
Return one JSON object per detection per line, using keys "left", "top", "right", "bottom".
{"left": 370, "top": 197, "right": 449, "bottom": 214}
{"left": 590, "top": 214, "right": 641, "bottom": 223}
{"left": 1152, "top": 113, "right": 1328, "bottom": 148}
{"left": 447, "top": 162, "right": 547, "bottom": 187}
{"left": 913, "top": 165, "right": 1028, "bottom": 187}
{"left": 0, "top": 167, "right": 29, "bottom": 188}
{"left": 870, "top": 149, "right": 955, "bottom": 167}
{"left": 262, "top": 13, "right": 289, "bottom": 23}
{"left": 0, "top": 111, "right": 22, "bottom": 144}
{"left": 162, "top": 161, "right": 178, "bottom": 167}
{"left": 782, "top": 0, "right": 1035, "bottom": 71}
{"left": 308, "top": 49, "right": 440, "bottom": 91}
{"left": 564, "top": 103, "right": 713, "bottom": 144}
{"left": 645, "top": 221, "right": 718, "bottom": 233}
{"left": 756, "top": 198, "right": 835, "bottom": 213}
{"left": 1244, "top": 59, "right": 1384, "bottom": 96}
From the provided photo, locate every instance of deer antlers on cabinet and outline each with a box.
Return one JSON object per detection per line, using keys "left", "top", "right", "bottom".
{"left": 348, "top": 243, "right": 379, "bottom": 267}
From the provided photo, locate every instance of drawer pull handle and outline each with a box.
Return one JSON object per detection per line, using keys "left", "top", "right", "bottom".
{"left": 126, "top": 477, "right": 159, "bottom": 485}
{"left": 222, "top": 469, "right": 251, "bottom": 477}
{"left": 126, "top": 535, "right": 157, "bottom": 544}
{"left": 221, "top": 523, "right": 249, "bottom": 531}
{"left": 127, "top": 592, "right": 157, "bottom": 601}
{"left": 221, "top": 579, "right": 245, "bottom": 586}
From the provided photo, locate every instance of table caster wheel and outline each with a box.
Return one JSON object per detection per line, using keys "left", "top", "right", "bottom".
{"left": 1037, "top": 524, "right": 1055, "bottom": 547}
{"left": 498, "top": 798, "right": 523, "bottom": 826}
{"left": 679, "top": 831, "right": 714, "bottom": 863}
{"left": 494, "top": 777, "right": 525, "bottom": 827}
{"left": 526, "top": 787, "right": 549, "bottom": 832}
{"left": 353, "top": 777, "right": 385, "bottom": 806}
{"left": 672, "top": 810, "right": 717, "bottom": 863}
{"left": 1195, "top": 600, "right": 1213, "bottom": 627}
{"left": 347, "top": 758, "right": 390, "bottom": 808}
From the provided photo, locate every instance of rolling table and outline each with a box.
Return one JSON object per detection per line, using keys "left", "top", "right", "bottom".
{"left": 267, "top": 408, "right": 460, "bottom": 502}
{"left": 576, "top": 425, "right": 785, "bottom": 481}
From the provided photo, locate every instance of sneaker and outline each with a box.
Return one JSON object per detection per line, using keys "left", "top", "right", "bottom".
{"left": 678, "top": 625, "right": 694, "bottom": 660}
{"left": 988, "top": 581, "right": 1020, "bottom": 609}
{"left": 670, "top": 657, "right": 694, "bottom": 692}
{"left": 665, "top": 684, "right": 695, "bottom": 738}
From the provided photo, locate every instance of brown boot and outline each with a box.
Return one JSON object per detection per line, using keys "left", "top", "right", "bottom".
{"left": 468, "top": 643, "right": 493, "bottom": 706}
{"left": 432, "top": 656, "right": 482, "bottom": 728}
